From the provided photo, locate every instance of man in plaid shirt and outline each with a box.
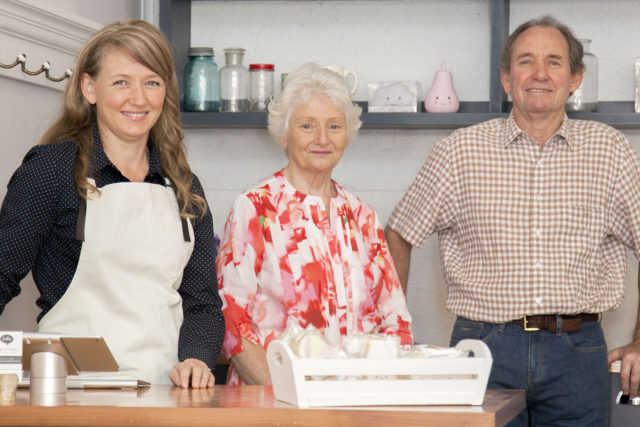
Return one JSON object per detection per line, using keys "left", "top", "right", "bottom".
{"left": 386, "top": 15, "right": 640, "bottom": 426}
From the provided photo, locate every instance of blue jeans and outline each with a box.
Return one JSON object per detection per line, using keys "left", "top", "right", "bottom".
{"left": 450, "top": 317, "right": 609, "bottom": 427}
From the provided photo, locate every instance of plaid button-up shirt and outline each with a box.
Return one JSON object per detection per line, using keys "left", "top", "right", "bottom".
{"left": 388, "top": 114, "right": 640, "bottom": 323}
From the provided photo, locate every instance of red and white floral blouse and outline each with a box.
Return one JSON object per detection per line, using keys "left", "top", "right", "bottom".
{"left": 217, "top": 171, "right": 412, "bottom": 385}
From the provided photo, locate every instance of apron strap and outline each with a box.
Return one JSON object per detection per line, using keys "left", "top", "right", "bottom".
{"left": 76, "top": 198, "right": 87, "bottom": 241}
{"left": 181, "top": 217, "right": 191, "bottom": 243}
{"left": 164, "top": 178, "right": 191, "bottom": 243}
{"left": 76, "top": 175, "right": 100, "bottom": 242}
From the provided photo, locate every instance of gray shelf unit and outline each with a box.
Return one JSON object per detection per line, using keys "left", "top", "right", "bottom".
{"left": 159, "top": 0, "right": 640, "bottom": 129}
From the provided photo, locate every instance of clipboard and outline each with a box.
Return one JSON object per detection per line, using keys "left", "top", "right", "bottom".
{"left": 22, "top": 333, "right": 119, "bottom": 375}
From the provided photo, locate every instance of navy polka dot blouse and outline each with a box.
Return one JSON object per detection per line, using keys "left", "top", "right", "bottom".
{"left": 0, "top": 126, "right": 224, "bottom": 369}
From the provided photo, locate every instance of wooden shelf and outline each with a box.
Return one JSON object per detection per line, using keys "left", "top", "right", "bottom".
{"left": 564, "top": 101, "right": 640, "bottom": 128}
{"left": 180, "top": 102, "right": 505, "bottom": 129}
{"left": 181, "top": 101, "right": 640, "bottom": 129}
{"left": 162, "top": 0, "right": 640, "bottom": 130}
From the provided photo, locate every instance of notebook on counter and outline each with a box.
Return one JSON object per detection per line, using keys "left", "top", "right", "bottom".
{"left": 19, "top": 373, "right": 149, "bottom": 389}
{"left": 19, "top": 333, "right": 149, "bottom": 389}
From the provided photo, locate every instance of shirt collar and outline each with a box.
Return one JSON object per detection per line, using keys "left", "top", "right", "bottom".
{"left": 275, "top": 170, "right": 347, "bottom": 206}
{"left": 503, "top": 112, "right": 574, "bottom": 149}
{"left": 88, "top": 124, "right": 164, "bottom": 181}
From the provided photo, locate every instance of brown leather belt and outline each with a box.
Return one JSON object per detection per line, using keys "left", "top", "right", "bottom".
{"left": 509, "top": 313, "right": 599, "bottom": 333}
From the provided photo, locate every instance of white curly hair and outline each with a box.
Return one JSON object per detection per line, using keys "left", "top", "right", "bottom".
{"left": 267, "top": 62, "right": 362, "bottom": 144}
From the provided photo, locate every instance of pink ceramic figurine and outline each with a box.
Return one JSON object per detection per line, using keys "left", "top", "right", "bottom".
{"left": 424, "top": 63, "right": 460, "bottom": 113}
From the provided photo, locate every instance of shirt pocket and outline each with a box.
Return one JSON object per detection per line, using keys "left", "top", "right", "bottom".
{"left": 558, "top": 204, "right": 605, "bottom": 255}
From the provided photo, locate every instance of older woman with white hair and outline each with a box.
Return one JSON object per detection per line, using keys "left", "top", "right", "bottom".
{"left": 216, "top": 63, "right": 412, "bottom": 385}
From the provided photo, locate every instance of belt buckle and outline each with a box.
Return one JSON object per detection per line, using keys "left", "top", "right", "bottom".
{"left": 523, "top": 315, "right": 540, "bottom": 331}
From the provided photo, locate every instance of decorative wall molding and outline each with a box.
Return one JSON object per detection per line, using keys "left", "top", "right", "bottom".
{"left": 0, "top": 0, "right": 101, "bottom": 90}
{"left": 142, "top": 0, "right": 159, "bottom": 27}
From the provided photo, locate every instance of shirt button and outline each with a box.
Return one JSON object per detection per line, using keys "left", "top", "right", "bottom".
{"left": 535, "top": 297, "right": 542, "bottom": 305}
{"left": 534, "top": 262, "right": 542, "bottom": 269}
{"left": 534, "top": 229, "right": 542, "bottom": 236}
{"left": 535, "top": 194, "right": 543, "bottom": 202}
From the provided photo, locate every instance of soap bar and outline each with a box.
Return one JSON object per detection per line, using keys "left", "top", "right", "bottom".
{"left": 290, "top": 333, "right": 330, "bottom": 359}
{"left": 365, "top": 336, "right": 399, "bottom": 359}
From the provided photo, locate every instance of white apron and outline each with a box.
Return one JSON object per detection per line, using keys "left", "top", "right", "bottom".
{"left": 38, "top": 178, "right": 194, "bottom": 384}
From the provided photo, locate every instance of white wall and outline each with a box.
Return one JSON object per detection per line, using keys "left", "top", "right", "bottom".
{"left": 188, "top": 0, "right": 640, "bottom": 349}
{"left": 1, "top": 0, "right": 639, "bottom": 353}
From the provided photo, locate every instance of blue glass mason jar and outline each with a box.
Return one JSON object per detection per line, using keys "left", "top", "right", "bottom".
{"left": 183, "top": 47, "right": 220, "bottom": 112}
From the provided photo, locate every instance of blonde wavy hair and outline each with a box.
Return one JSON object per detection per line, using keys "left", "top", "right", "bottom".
{"left": 39, "top": 19, "right": 206, "bottom": 218}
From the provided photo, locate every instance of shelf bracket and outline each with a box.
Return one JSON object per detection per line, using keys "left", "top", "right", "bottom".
{"left": 489, "top": 0, "right": 510, "bottom": 113}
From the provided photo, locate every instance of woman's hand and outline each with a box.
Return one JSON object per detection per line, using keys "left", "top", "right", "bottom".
{"left": 169, "top": 385, "right": 215, "bottom": 403}
{"left": 169, "top": 358, "right": 215, "bottom": 389}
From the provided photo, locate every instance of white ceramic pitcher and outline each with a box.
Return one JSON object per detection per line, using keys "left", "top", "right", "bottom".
{"left": 323, "top": 65, "right": 358, "bottom": 95}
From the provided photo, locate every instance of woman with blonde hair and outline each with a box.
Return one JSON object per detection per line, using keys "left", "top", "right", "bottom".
{"left": 0, "top": 19, "right": 223, "bottom": 387}
{"left": 217, "top": 63, "right": 412, "bottom": 385}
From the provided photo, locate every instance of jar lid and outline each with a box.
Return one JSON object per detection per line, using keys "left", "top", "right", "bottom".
{"left": 224, "top": 48, "right": 246, "bottom": 54}
{"left": 249, "top": 64, "right": 275, "bottom": 70}
{"left": 188, "top": 47, "right": 214, "bottom": 56}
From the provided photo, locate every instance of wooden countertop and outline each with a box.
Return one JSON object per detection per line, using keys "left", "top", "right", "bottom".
{"left": 0, "top": 385, "right": 525, "bottom": 427}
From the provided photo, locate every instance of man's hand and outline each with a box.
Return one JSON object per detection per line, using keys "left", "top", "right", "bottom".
{"left": 169, "top": 358, "right": 215, "bottom": 389}
{"left": 609, "top": 339, "right": 640, "bottom": 397}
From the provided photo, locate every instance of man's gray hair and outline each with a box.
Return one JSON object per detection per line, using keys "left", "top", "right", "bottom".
{"left": 500, "top": 15, "right": 585, "bottom": 76}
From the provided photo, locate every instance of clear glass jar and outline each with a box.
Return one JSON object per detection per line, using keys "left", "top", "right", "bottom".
{"left": 183, "top": 47, "right": 220, "bottom": 112}
{"left": 249, "top": 64, "right": 274, "bottom": 112}
{"left": 566, "top": 39, "right": 598, "bottom": 112}
{"left": 220, "top": 48, "right": 249, "bottom": 112}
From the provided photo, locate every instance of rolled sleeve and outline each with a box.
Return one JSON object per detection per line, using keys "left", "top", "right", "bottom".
{"left": 388, "top": 136, "right": 456, "bottom": 248}
{"left": 363, "top": 208, "right": 413, "bottom": 345}
{"left": 216, "top": 194, "right": 264, "bottom": 359}
{"left": 612, "top": 135, "right": 640, "bottom": 258}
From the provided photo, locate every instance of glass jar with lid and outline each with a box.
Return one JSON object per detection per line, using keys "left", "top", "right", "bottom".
{"left": 220, "top": 48, "right": 249, "bottom": 112}
{"left": 249, "top": 64, "right": 275, "bottom": 112}
{"left": 566, "top": 39, "right": 598, "bottom": 112}
{"left": 183, "top": 47, "right": 220, "bottom": 112}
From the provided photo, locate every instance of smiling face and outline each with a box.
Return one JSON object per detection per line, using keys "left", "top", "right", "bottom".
{"left": 81, "top": 49, "right": 166, "bottom": 148}
{"left": 501, "top": 25, "right": 582, "bottom": 124}
{"left": 280, "top": 93, "right": 348, "bottom": 177}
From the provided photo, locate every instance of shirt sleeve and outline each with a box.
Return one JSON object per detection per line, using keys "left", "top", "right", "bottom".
{"left": 387, "top": 135, "right": 456, "bottom": 247}
{"left": 358, "top": 202, "right": 413, "bottom": 345}
{"left": 177, "top": 175, "right": 225, "bottom": 369}
{"left": 0, "top": 145, "right": 66, "bottom": 315}
{"left": 216, "top": 193, "right": 264, "bottom": 359}
{"left": 611, "top": 133, "right": 640, "bottom": 258}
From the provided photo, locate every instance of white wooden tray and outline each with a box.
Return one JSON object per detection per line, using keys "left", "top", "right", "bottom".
{"left": 266, "top": 338, "right": 492, "bottom": 408}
